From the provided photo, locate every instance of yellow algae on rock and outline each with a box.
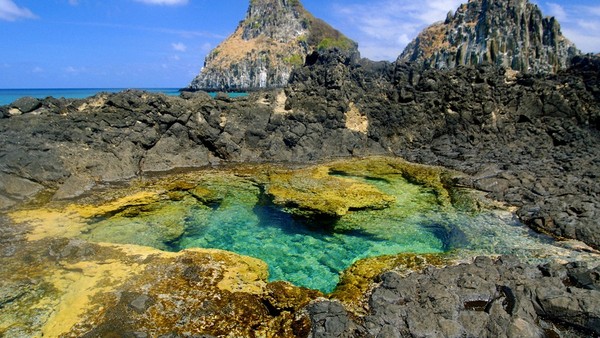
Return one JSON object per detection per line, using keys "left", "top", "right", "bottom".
{"left": 64, "top": 247, "right": 314, "bottom": 337}
{"left": 266, "top": 166, "right": 396, "bottom": 218}
{"left": 38, "top": 259, "right": 145, "bottom": 338}
{"left": 74, "top": 191, "right": 161, "bottom": 218}
{"left": 8, "top": 191, "right": 168, "bottom": 244}
{"left": 9, "top": 207, "right": 90, "bottom": 241}
{"left": 188, "top": 248, "right": 269, "bottom": 294}
{"left": 0, "top": 234, "right": 317, "bottom": 337}
{"left": 331, "top": 253, "right": 448, "bottom": 315}
{"left": 328, "top": 156, "right": 455, "bottom": 207}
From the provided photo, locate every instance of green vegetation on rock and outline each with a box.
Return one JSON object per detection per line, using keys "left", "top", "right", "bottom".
{"left": 283, "top": 54, "right": 304, "bottom": 66}
{"left": 317, "top": 37, "right": 356, "bottom": 51}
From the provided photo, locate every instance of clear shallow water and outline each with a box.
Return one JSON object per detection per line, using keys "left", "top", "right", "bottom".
{"left": 164, "top": 174, "right": 554, "bottom": 293}
{"left": 23, "top": 164, "right": 583, "bottom": 294}
{"left": 171, "top": 176, "right": 447, "bottom": 293}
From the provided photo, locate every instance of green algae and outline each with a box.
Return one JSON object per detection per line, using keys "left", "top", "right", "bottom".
{"left": 4, "top": 157, "right": 600, "bottom": 336}
{"left": 10, "top": 156, "right": 589, "bottom": 294}
{"left": 266, "top": 166, "right": 396, "bottom": 218}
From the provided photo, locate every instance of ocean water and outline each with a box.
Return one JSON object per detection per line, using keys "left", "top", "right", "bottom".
{"left": 0, "top": 88, "right": 181, "bottom": 106}
{"left": 0, "top": 88, "right": 249, "bottom": 106}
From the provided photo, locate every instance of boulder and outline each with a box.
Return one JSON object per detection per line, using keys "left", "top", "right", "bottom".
{"left": 10, "top": 96, "right": 42, "bottom": 114}
{"left": 312, "top": 256, "right": 599, "bottom": 337}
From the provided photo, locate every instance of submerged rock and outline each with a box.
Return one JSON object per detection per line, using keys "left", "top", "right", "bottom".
{"left": 266, "top": 165, "right": 396, "bottom": 218}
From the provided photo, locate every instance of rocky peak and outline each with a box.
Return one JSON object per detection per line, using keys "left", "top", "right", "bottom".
{"left": 398, "top": 0, "right": 580, "bottom": 73}
{"left": 186, "top": 0, "right": 357, "bottom": 92}
{"left": 242, "top": 0, "right": 303, "bottom": 41}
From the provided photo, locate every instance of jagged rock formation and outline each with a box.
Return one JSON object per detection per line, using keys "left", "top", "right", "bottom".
{"left": 1, "top": 50, "right": 600, "bottom": 338}
{"left": 309, "top": 256, "right": 600, "bottom": 337}
{"left": 399, "top": 0, "right": 580, "bottom": 73}
{"left": 186, "top": 0, "right": 357, "bottom": 91}
{"left": 1, "top": 52, "right": 599, "bottom": 250}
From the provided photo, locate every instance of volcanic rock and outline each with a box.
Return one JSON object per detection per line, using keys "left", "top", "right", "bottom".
{"left": 399, "top": 0, "right": 580, "bottom": 73}
{"left": 310, "top": 256, "right": 600, "bottom": 337}
{"left": 186, "top": 0, "right": 357, "bottom": 92}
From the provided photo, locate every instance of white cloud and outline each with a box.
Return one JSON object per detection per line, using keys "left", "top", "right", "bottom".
{"left": 547, "top": 2, "right": 567, "bottom": 21}
{"left": 331, "top": 0, "right": 462, "bottom": 60}
{"left": 68, "top": 0, "right": 79, "bottom": 5}
{"left": 563, "top": 28, "right": 600, "bottom": 54}
{"left": 172, "top": 42, "right": 187, "bottom": 52}
{"left": 65, "top": 66, "right": 86, "bottom": 74}
{"left": 539, "top": 3, "right": 600, "bottom": 53}
{"left": 32, "top": 66, "right": 44, "bottom": 73}
{"left": 133, "top": 0, "right": 188, "bottom": 5}
{"left": 0, "top": 0, "right": 37, "bottom": 21}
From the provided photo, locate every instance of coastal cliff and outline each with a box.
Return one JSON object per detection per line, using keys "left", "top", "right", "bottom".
{"left": 399, "top": 0, "right": 579, "bottom": 73}
{"left": 186, "top": 0, "right": 357, "bottom": 92}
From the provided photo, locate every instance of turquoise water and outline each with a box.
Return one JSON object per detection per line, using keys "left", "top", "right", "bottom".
{"left": 74, "top": 168, "right": 563, "bottom": 294}
{"left": 167, "top": 174, "right": 559, "bottom": 293}
{"left": 71, "top": 170, "right": 559, "bottom": 294}
{"left": 0, "top": 88, "right": 249, "bottom": 106}
{"left": 0, "top": 88, "right": 181, "bottom": 106}
{"left": 172, "top": 178, "right": 448, "bottom": 293}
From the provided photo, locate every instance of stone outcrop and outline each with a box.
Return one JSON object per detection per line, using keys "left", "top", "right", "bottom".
{"left": 399, "top": 0, "right": 580, "bottom": 73}
{"left": 186, "top": 0, "right": 357, "bottom": 92}
{"left": 309, "top": 256, "right": 600, "bottom": 337}
{"left": 1, "top": 52, "right": 599, "bottom": 250}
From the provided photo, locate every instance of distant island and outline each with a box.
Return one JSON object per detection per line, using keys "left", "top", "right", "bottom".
{"left": 185, "top": 0, "right": 356, "bottom": 92}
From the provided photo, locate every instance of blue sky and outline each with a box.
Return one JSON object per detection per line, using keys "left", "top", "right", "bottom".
{"left": 1, "top": 0, "right": 598, "bottom": 88}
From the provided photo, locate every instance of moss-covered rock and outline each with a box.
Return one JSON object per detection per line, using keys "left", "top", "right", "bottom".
{"left": 266, "top": 166, "right": 396, "bottom": 218}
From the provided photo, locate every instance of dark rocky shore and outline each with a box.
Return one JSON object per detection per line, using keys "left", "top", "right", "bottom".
{"left": 310, "top": 255, "right": 600, "bottom": 337}
{"left": 1, "top": 52, "right": 599, "bottom": 336}
{"left": 2, "top": 51, "right": 598, "bottom": 249}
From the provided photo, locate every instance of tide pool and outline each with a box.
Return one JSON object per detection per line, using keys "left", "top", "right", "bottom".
{"left": 9, "top": 158, "right": 584, "bottom": 294}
